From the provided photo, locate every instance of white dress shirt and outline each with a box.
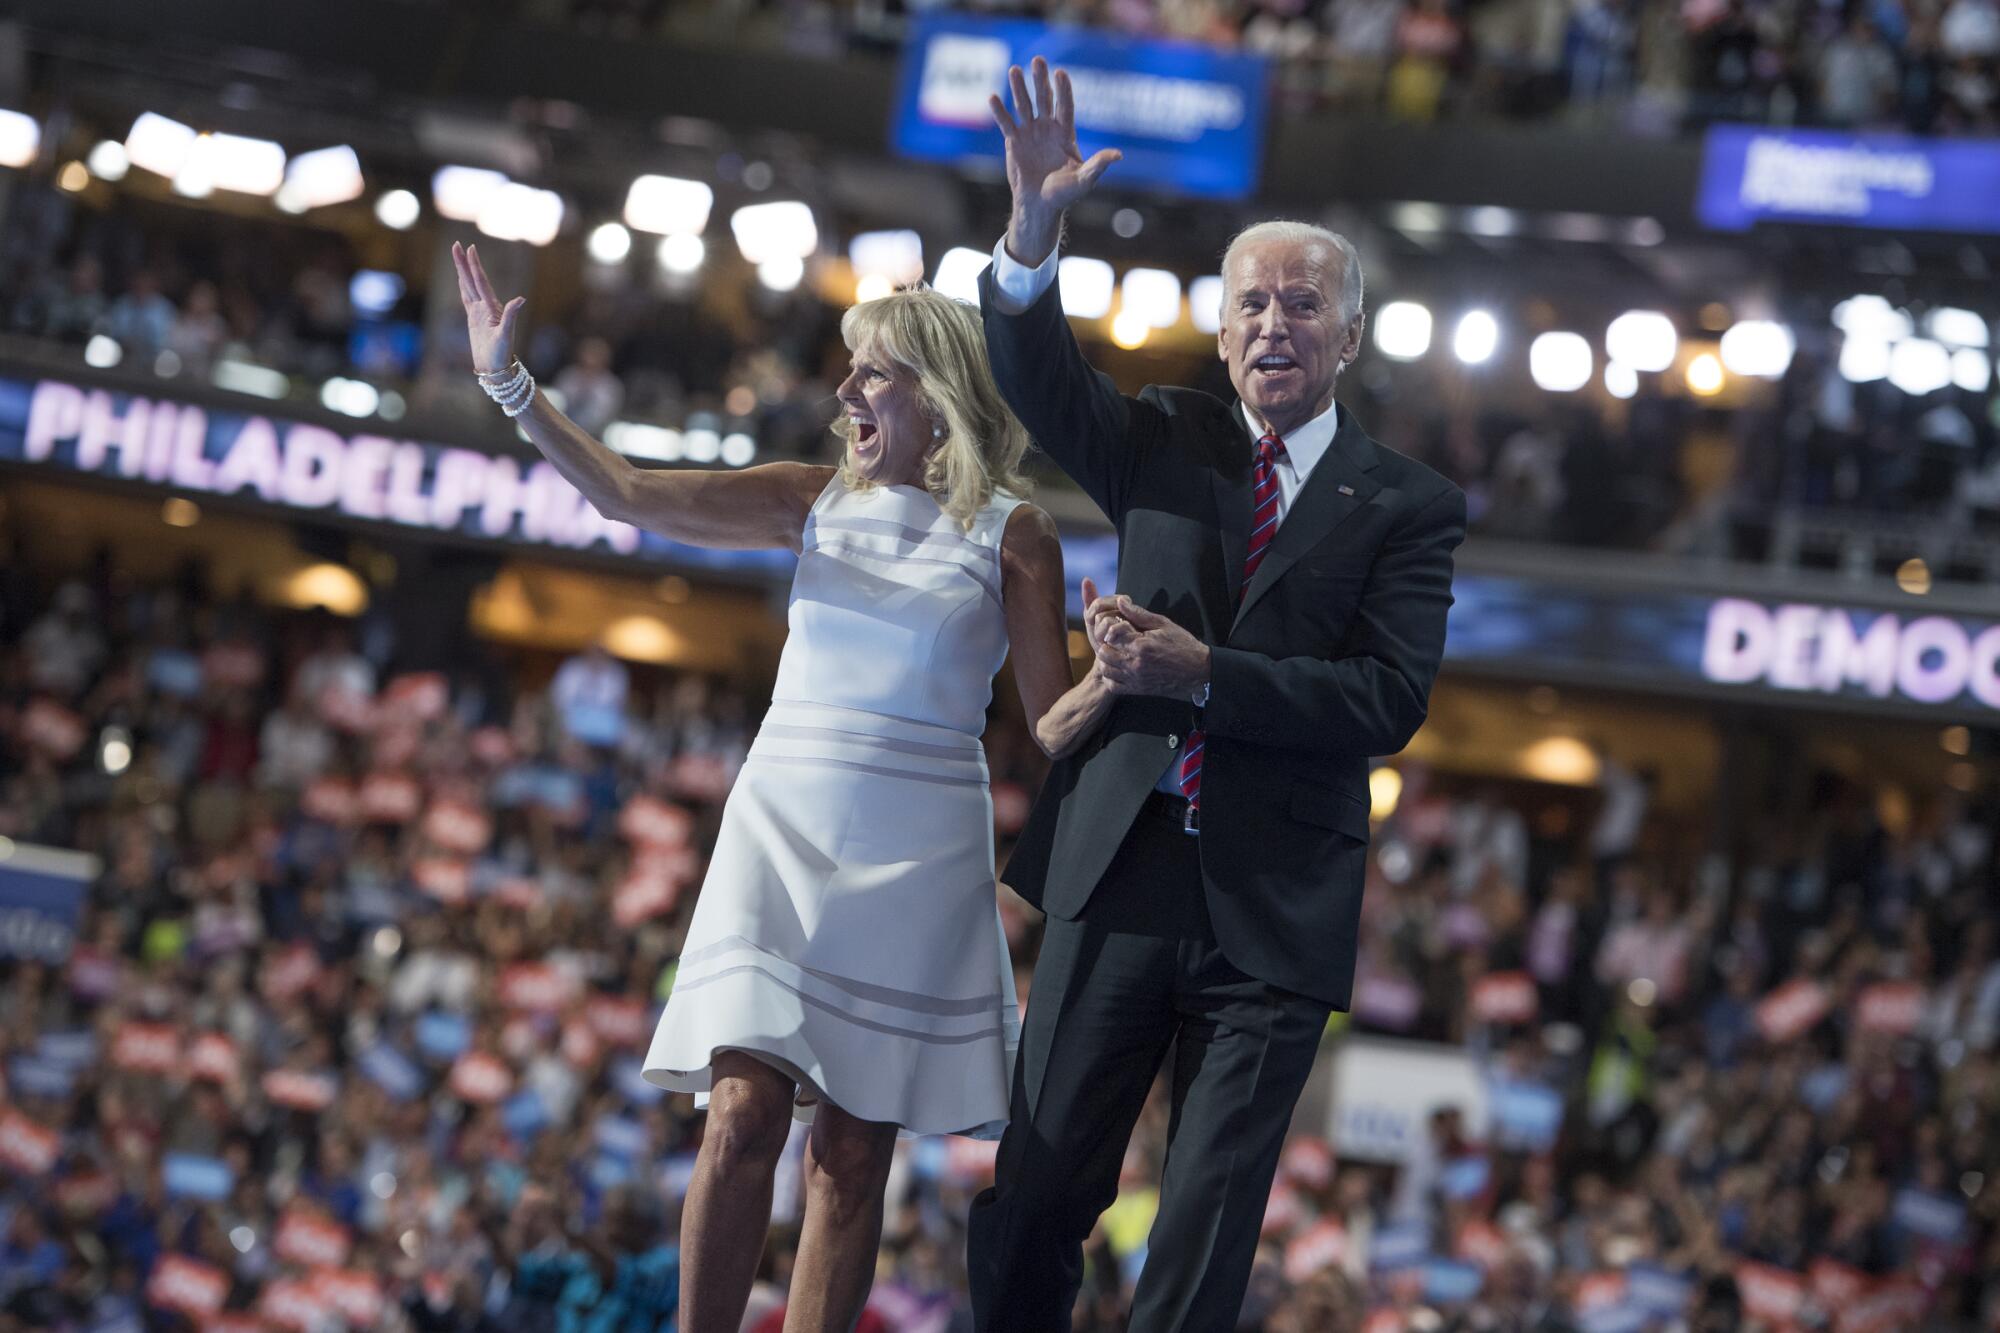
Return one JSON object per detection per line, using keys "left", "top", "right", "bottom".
{"left": 989, "top": 237, "right": 1343, "bottom": 794}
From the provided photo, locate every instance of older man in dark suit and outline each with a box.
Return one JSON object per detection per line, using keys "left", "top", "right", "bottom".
{"left": 966, "top": 58, "right": 1467, "bottom": 1330}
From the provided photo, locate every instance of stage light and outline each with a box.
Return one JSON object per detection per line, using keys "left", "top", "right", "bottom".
{"left": 1521, "top": 736, "right": 1599, "bottom": 785}
{"left": 172, "top": 136, "right": 218, "bottom": 198}
{"left": 201, "top": 132, "right": 286, "bottom": 195}
{"left": 1110, "top": 309, "right": 1149, "bottom": 349}
{"left": 212, "top": 359, "right": 289, "bottom": 399}
{"left": 848, "top": 230, "right": 924, "bottom": 285}
{"left": 1374, "top": 302, "right": 1432, "bottom": 360}
{"left": 477, "top": 183, "right": 563, "bottom": 246}
{"left": 273, "top": 183, "right": 310, "bottom": 214}
{"left": 1833, "top": 295, "right": 1912, "bottom": 342}
{"left": 603, "top": 615, "right": 683, "bottom": 664}
{"left": 932, "top": 247, "right": 987, "bottom": 305}
{"left": 1606, "top": 310, "right": 1677, "bottom": 373}
{"left": 432, "top": 165, "right": 508, "bottom": 223}
{"left": 1529, "top": 332, "right": 1592, "bottom": 392}
{"left": 1120, "top": 268, "right": 1182, "bottom": 328}
{"left": 1952, "top": 348, "right": 1991, "bottom": 393}
{"left": 1888, "top": 339, "right": 1951, "bottom": 396}
{"left": 375, "top": 189, "right": 420, "bottom": 230}
{"left": 56, "top": 162, "right": 88, "bottom": 192}
{"left": 1453, "top": 310, "right": 1499, "bottom": 365}
{"left": 1925, "top": 307, "right": 1987, "bottom": 349}
{"left": 721, "top": 433, "right": 758, "bottom": 467}
{"left": 1685, "top": 352, "right": 1725, "bottom": 396}
{"left": 1058, "top": 257, "right": 1115, "bottom": 320}
{"left": 755, "top": 254, "right": 804, "bottom": 292}
{"left": 162, "top": 497, "right": 201, "bottom": 527}
{"left": 1190, "top": 276, "right": 1224, "bottom": 335}
{"left": 84, "top": 335, "right": 122, "bottom": 368}
{"left": 1897, "top": 558, "right": 1931, "bottom": 595}
{"left": 587, "top": 222, "right": 632, "bottom": 265}
{"left": 729, "top": 200, "right": 816, "bottom": 264}
{"left": 1467, "top": 205, "right": 1517, "bottom": 238}
{"left": 1838, "top": 336, "right": 1891, "bottom": 383}
{"left": 349, "top": 271, "right": 404, "bottom": 315}
{"left": 0, "top": 110, "right": 39, "bottom": 169}
{"left": 285, "top": 563, "right": 369, "bottom": 615}
{"left": 657, "top": 233, "right": 705, "bottom": 275}
{"left": 124, "top": 112, "right": 196, "bottom": 176}
{"left": 321, "top": 377, "right": 381, "bottom": 418}
{"left": 683, "top": 428, "right": 721, "bottom": 463}
{"left": 1368, "top": 766, "right": 1403, "bottom": 821}
{"left": 100, "top": 728, "right": 132, "bottom": 776}
{"left": 87, "top": 140, "right": 129, "bottom": 180}
{"left": 624, "top": 174, "right": 712, "bottom": 235}
{"left": 1605, "top": 361, "right": 1638, "bottom": 399}
{"left": 281, "top": 145, "right": 363, "bottom": 209}
{"left": 604, "top": 422, "right": 684, "bottom": 461}
{"left": 854, "top": 273, "right": 893, "bottom": 303}
{"left": 1719, "top": 320, "right": 1795, "bottom": 378}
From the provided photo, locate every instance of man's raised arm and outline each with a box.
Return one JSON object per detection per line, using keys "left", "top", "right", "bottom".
{"left": 979, "top": 57, "right": 1143, "bottom": 523}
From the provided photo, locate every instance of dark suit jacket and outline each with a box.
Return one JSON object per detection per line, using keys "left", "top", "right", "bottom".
{"left": 981, "top": 267, "right": 1466, "bottom": 1007}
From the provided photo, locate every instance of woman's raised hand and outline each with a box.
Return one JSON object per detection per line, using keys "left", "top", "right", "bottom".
{"left": 451, "top": 241, "right": 526, "bottom": 375}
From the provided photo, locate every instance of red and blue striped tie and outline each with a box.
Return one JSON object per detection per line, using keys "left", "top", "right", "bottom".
{"left": 1179, "top": 432, "right": 1286, "bottom": 815}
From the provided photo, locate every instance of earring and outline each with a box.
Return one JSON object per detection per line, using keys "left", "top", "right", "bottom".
{"left": 932, "top": 424, "right": 945, "bottom": 439}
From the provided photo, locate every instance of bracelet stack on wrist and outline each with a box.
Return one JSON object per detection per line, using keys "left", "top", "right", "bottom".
{"left": 476, "top": 359, "right": 537, "bottom": 418}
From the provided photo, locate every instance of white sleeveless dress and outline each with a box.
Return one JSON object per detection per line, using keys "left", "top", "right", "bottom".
{"left": 642, "top": 478, "right": 1025, "bottom": 1138}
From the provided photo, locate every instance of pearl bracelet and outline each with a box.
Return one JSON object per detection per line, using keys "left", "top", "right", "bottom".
{"left": 497, "top": 371, "right": 537, "bottom": 418}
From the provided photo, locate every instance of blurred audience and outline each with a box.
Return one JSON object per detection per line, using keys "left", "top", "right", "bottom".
{"left": 1, "top": 541, "right": 1996, "bottom": 1330}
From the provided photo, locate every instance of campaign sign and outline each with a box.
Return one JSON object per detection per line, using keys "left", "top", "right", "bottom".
{"left": 162, "top": 1153, "right": 236, "bottom": 1201}
{"left": 893, "top": 13, "right": 1270, "bottom": 200}
{"left": 1698, "top": 125, "right": 2000, "bottom": 235}
{"left": 0, "top": 842, "right": 97, "bottom": 964}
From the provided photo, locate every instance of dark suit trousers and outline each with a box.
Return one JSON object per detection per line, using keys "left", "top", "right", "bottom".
{"left": 967, "top": 803, "right": 1332, "bottom": 1332}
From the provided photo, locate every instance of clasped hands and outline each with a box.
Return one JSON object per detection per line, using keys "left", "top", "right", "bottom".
{"left": 1079, "top": 577, "right": 1211, "bottom": 700}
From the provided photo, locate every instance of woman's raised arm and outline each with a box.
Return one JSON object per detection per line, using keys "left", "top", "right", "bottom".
{"left": 453, "top": 241, "right": 831, "bottom": 552}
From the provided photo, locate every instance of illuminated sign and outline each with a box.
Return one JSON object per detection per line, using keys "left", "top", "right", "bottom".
{"left": 893, "top": 14, "right": 1270, "bottom": 200}
{"left": 1702, "top": 598, "right": 2000, "bottom": 709}
{"left": 1446, "top": 573, "right": 2000, "bottom": 716}
{"left": 0, "top": 375, "right": 794, "bottom": 574}
{"left": 1698, "top": 125, "right": 2000, "bottom": 235}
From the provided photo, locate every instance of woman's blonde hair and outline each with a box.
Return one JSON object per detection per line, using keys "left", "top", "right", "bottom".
{"left": 832, "top": 285, "right": 1033, "bottom": 530}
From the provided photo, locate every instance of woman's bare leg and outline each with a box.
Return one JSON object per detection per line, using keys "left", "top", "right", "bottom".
{"left": 679, "top": 1051, "right": 798, "bottom": 1333}
{"left": 783, "top": 1101, "right": 899, "bottom": 1333}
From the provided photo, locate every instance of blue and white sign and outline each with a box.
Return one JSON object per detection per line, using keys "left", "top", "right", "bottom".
{"left": 1698, "top": 125, "right": 2000, "bottom": 234}
{"left": 893, "top": 14, "right": 1270, "bottom": 199}
{"left": 0, "top": 842, "right": 97, "bottom": 965}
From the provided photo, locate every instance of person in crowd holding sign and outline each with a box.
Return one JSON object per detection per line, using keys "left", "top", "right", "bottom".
{"left": 965, "top": 59, "right": 1466, "bottom": 1329}
{"left": 451, "top": 242, "right": 1117, "bottom": 1332}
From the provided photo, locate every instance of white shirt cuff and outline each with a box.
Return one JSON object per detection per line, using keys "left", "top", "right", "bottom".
{"left": 988, "top": 236, "right": 1059, "bottom": 315}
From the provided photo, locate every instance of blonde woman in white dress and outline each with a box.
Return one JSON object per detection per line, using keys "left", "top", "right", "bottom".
{"left": 452, "top": 243, "right": 1117, "bottom": 1332}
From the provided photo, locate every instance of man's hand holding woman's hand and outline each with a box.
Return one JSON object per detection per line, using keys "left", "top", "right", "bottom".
{"left": 1078, "top": 577, "right": 1212, "bottom": 699}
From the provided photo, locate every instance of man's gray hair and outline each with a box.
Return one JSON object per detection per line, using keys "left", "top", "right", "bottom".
{"left": 1218, "top": 221, "right": 1366, "bottom": 329}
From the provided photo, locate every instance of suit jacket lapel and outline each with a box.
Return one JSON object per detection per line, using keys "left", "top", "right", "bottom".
{"left": 1230, "top": 406, "right": 1383, "bottom": 635}
{"left": 1210, "top": 410, "right": 1254, "bottom": 609}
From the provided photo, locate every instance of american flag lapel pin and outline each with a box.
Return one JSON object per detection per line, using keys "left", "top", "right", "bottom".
{"left": 1337, "top": 484, "right": 1355, "bottom": 496}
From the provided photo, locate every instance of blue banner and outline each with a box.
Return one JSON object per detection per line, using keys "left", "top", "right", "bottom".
{"left": 893, "top": 14, "right": 1270, "bottom": 200}
{"left": 1698, "top": 125, "right": 2000, "bottom": 234}
{"left": 0, "top": 843, "right": 96, "bottom": 964}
